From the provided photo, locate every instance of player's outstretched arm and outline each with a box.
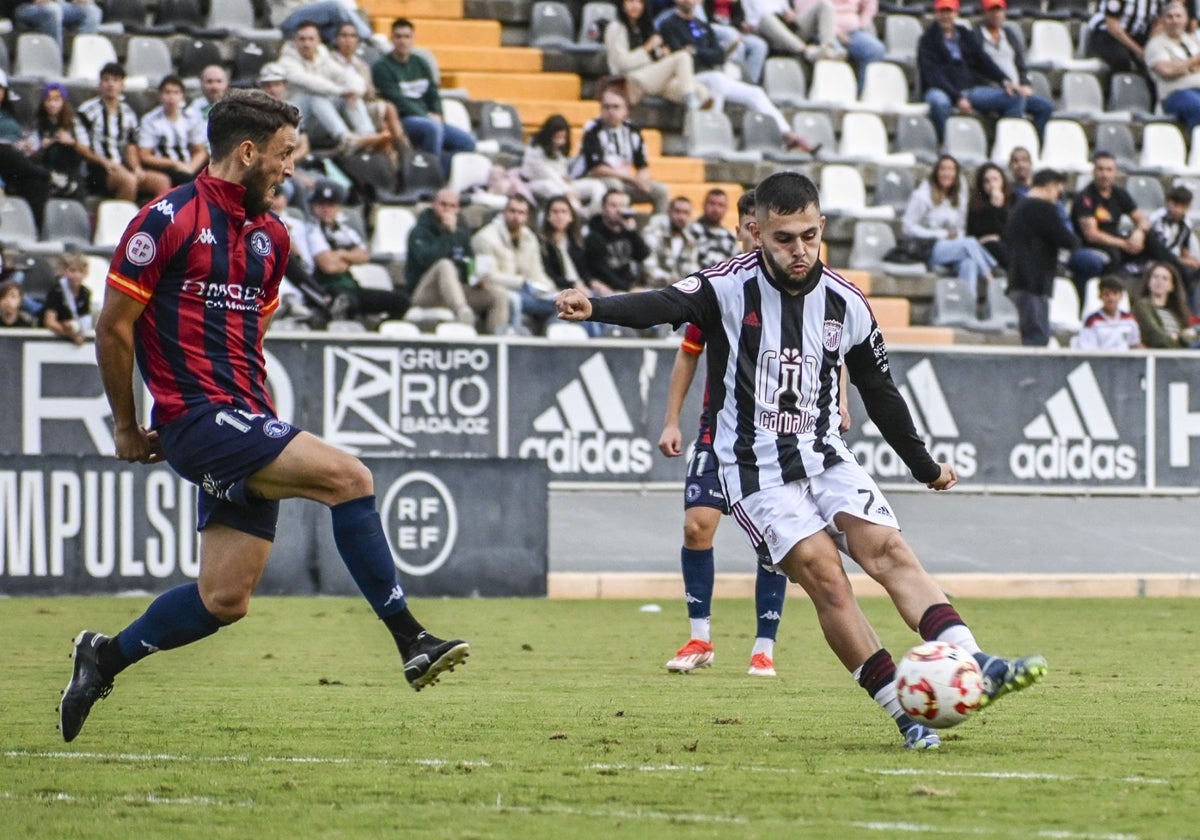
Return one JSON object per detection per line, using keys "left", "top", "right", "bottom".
{"left": 927, "top": 462, "right": 957, "bottom": 491}
{"left": 555, "top": 288, "right": 593, "bottom": 321}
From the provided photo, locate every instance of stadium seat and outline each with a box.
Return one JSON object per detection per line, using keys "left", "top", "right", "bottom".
{"left": 441, "top": 98, "right": 473, "bottom": 138}
{"left": 92, "top": 199, "right": 140, "bottom": 251}
{"left": 0, "top": 196, "right": 40, "bottom": 248}
{"left": 82, "top": 255, "right": 109, "bottom": 302}
{"left": 66, "top": 34, "right": 119, "bottom": 84}
{"left": 808, "top": 60, "right": 860, "bottom": 109}
{"left": 369, "top": 206, "right": 417, "bottom": 261}
{"left": 686, "top": 109, "right": 762, "bottom": 162}
{"left": 818, "top": 165, "right": 895, "bottom": 220}
{"left": 930, "top": 277, "right": 977, "bottom": 328}
{"left": 396, "top": 150, "right": 445, "bottom": 203}
{"left": 0, "top": 38, "right": 9, "bottom": 75}
{"left": 1138, "top": 123, "right": 1192, "bottom": 175}
{"left": 1039, "top": 119, "right": 1092, "bottom": 174}
{"left": 874, "top": 165, "right": 917, "bottom": 216}
{"left": 979, "top": 277, "right": 1020, "bottom": 330}
{"left": 859, "top": 61, "right": 927, "bottom": 115}
{"left": 944, "top": 115, "right": 988, "bottom": 167}
{"left": 1026, "top": 19, "right": 1102, "bottom": 71}
{"left": 575, "top": 1, "right": 613, "bottom": 50}
{"left": 1095, "top": 123, "right": 1138, "bottom": 171}
{"left": 1185, "top": 127, "right": 1200, "bottom": 171}
{"left": 837, "top": 112, "right": 914, "bottom": 164}
{"left": 1049, "top": 277, "right": 1082, "bottom": 333}
{"left": 545, "top": 321, "right": 591, "bottom": 341}
{"left": 991, "top": 117, "right": 1040, "bottom": 166}
{"left": 478, "top": 102, "right": 527, "bottom": 156}
{"left": 434, "top": 322, "right": 478, "bottom": 339}
{"left": 741, "top": 111, "right": 812, "bottom": 163}
{"left": 528, "top": 2, "right": 578, "bottom": 50}
{"left": 378, "top": 319, "right": 422, "bottom": 339}
{"left": 883, "top": 14, "right": 922, "bottom": 66}
{"left": 41, "top": 199, "right": 92, "bottom": 250}
{"left": 327, "top": 319, "right": 368, "bottom": 333}
{"left": 848, "top": 219, "right": 895, "bottom": 270}
{"left": 205, "top": 0, "right": 280, "bottom": 39}
{"left": 895, "top": 114, "right": 939, "bottom": 164}
{"left": 349, "top": 263, "right": 396, "bottom": 292}
{"left": 13, "top": 33, "right": 63, "bottom": 81}
{"left": 125, "top": 36, "right": 174, "bottom": 88}
{"left": 178, "top": 39, "right": 224, "bottom": 79}
{"left": 792, "top": 111, "right": 837, "bottom": 158}
{"left": 154, "top": 0, "right": 204, "bottom": 33}
{"left": 104, "top": 0, "right": 150, "bottom": 32}
{"left": 762, "top": 57, "right": 807, "bottom": 109}
{"left": 233, "top": 40, "right": 272, "bottom": 84}
{"left": 1109, "top": 72, "right": 1154, "bottom": 119}
{"left": 1124, "top": 175, "right": 1166, "bottom": 214}
{"left": 448, "top": 152, "right": 501, "bottom": 202}
{"left": 1027, "top": 69, "right": 1052, "bottom": 101}
{"left": 1058, "top": 71, "right": 1108, "bottom": 121}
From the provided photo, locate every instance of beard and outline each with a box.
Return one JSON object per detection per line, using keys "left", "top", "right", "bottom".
{"left": 761, "top": 246, "right": 810, "bottom": 293}
{"left": 241, "top": 159, "right": 278, "bottom": 217}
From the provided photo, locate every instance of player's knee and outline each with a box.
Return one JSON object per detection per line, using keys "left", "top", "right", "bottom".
{"left": 858, "top": 529, "right": 917, "bottom": 577}
{"left": 203, "top": 589, "right": 251, "bottom": 623}
{"left": 682, "top": 519, "right": 715, "bottom": 548}
{"left": 328, "top": 455, "right": 374, "bottom": 501}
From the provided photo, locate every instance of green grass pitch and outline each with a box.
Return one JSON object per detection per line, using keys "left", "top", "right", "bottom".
{"left": 2, "top": 596, "right": 1197, "bottom": 839}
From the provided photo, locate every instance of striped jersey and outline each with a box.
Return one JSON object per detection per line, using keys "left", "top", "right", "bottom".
{"left": 590, "top": 253, "right": 939, "bottom": 504}
{"left": 137, "top": 106, "right": 198, "bottom": 163}
{"left": 77, "top": 96, "right": 140, "bottom": 163}
{"left": 106, "top": 170, "right": 289, "bottom": 427}
{"left": 1090, "top": 0, "right": 1161, "bottom": 41}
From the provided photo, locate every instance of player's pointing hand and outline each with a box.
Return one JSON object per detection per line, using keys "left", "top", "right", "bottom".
{"left": 555, "top": 289, "right": 592, "bottom": 321}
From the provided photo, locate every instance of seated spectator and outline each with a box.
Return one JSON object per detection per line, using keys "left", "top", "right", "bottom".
{"left": 3, "top": 0, "right": 101, "bottom": 50}
{"left": 701, "top": 0, "right": 768, "bottom": 84}
{"left": 330, "top": 22, "right": 410, "bottom": 158}
{"left": 830, "top": 0, "right": 885, "bottom": 85}
{"left": 41, "top": 253, "right": 92, "bottom": 345}
{"left": 1132, "top": 260, "right": 1199, "bottom": 347}
{"left": 918, "top": 0, "right": 1033, "bottom": 142}
{"left": 267, "top": 189, "right": 330, "bottom": 327}
{"left": 574, "top": 83, "right": 670, "bottom": 213}
{"left": 1087, "top": 0, "right": 1163, "bottom": 75}
{"left": 584, "top": 189, "right": 652, "bottom": 295}
{"left": 903, "top": 154, "right": 998, "bottom": 297}
{"left": 659, "top": 0, "right": 820, "bottom": 153}
{"left": 138, "top": 76, "right": 207, "bottom": 187}
{"left": 471, "top": 194, "right": 558, "bottom": 334}
{"left": 1077, "top": 275, "right": 1143, "bottom": 349}
{"left": 520, "top": 115, "right": 607, "bottom": 214}
{"left": 642, "top": 195, "right": 701, "bottom": 287}
{"left": 372, "top": 18, "right": 477, "bottom": 172}
{"left": 405, "top": 188, "right": 509, "bottom": 333}
{"left": 275, "top": 0, "right": 373, "bottom": 43}
{"left": 0, "top": 71, "right": 52, "bottom": 227}
{"left": 688, "top": 187, "right": 739, "bottom": 267}
{"left": 258, "top": 64, "right": 318, "bottom": 205}
{"left": 1148, "top": 184, "right": 1200, "bottom": 307}
{"left": 278, "top": 21, "right": 388, "bottom": 155}
{"left": 605, "top": 0, "right": 708, "bottom": 108}
{"left": 77, "top": 63, "right": 171, "bottom": 202}
{"left": 0, "top": 280, "right": 36, "bottom": 328}
{"left": 184, "top": 65, "right": 228, "bottom": 133}
{"left": 33, "top": 82, "right": 85, "bottom": 200}
{"left": 540, "top": 195, "right": 591, "bottom": 295}
{"left": 1008, "top": 145, "right": 1033, "bottom": 198}
{"left": 1146, "top": 3, "right": 1200, "bottom": 134}
{"left": 967, "top": 162, "right": 1012, "bottom": 269}
{"left": 305, "top": 180, "right": 410, "bottom": 324}
{"left": 974, "top": 0, "right": 1053, "bottom": 138}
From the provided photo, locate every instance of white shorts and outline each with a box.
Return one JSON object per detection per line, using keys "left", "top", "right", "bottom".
{"left": 728, "top": 460, "right": 900, "bottom": 568}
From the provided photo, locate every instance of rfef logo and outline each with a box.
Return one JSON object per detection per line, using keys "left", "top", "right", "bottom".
{"left": 380, "top": 471, "right": 457, "bottom": 577}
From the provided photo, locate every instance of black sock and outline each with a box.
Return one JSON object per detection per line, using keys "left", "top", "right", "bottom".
{"left": 382, "top": 608, "right": 426, "bottom": 658}
{"left": 98, "top": 635, "right": 134, "bottom": 681}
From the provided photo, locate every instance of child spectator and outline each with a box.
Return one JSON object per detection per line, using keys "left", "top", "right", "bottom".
{"left": 41, "top": 253, "right": 92, "bottom": 345}
{"left": 1077, "top": 275, "right": 1143, "bottom": 350}
{"left": 0, "top": 280, "right": 36, "bottom": 328}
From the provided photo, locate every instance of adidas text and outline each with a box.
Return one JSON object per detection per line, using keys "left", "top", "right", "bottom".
{"left": 1010, "top": 438, "right": 1137, "bottom": 481}
{"left": 518, "top": 431, "right": 653, "bottom": 475}
{"left": 852, "top": 438, "right": 977, "bottom": 479}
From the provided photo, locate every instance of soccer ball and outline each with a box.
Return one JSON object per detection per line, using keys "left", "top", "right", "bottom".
{"left": 895, "top": 641, "right": 985, "bottom": 729}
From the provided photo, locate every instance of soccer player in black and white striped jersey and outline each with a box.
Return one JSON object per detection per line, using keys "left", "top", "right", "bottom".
{"left": 558, "top": 171, "right": 1047, "bottom": 749}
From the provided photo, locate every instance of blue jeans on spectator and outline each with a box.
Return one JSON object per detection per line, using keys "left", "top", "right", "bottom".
{"left": 402, "top": 116, "right": 477, "bottom": 173}
{"left": 16, "top": 1, "right": 101, "bottom": 48}
{"left": 929, "top": 235, "right": 997, "bottom": 297}
{"left": 1164, "top": 89, "right": 1200, "bottom": 135}
{"left": 925, "top": 86, "right": 1046, "bottom": 141}
{"left": 1009, "top": 289, "right": 1051, "bottom": 347}
{"left": 846, "top": 28, "right": 886, "bottom": 87}
{"left": 1067, "top": 247, "right": 1112, "bottom": 293}
{"left": 712, "top": 24, "right": 768, "bottom": 83}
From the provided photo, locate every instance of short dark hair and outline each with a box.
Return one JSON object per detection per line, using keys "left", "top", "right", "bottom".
{"left": 0, "top": 279, "right": 22, "bottom": 300}
{"left": 100, "top": 62, "right": 125, "bottom": 79}
{"left": 1031, "top": 168, "right": 1067, "bottom": 187}
{"left": 669, "top": 195, "right": 691, "bottom": 210}
{"left": 159, "top": 74, "right": 185, "bottom": 92}
{"left": 1093, "top": 150, "right": 1117, "bottom": 164}
{"left": 1098, "top": 274, "right": 1126, "bottom": 294}
{"left": 294, "top": 20, "right": 321, "bottom": 35}
{"left": 753, "top": 171, "right": 820, "bottom": 220}
{"left": 736, "top": 189, "right": 756, "bottom": 218}
{"left": 392, "top": 17, "right": 415, "bottom": 32}
{"left": 705, "top": 188, "right": 727, "bottom": 201}
{"left": 602, "top": 188, "right": 626, "bottom": 205}
{"left": 1167, "top": 185, "right": 1193, "bottom": 205}
{"left": 506, "top": 193, "right": 532, "bottom": 211}
{"left": 207, "top": 88, "right": 301, "bottom": 162}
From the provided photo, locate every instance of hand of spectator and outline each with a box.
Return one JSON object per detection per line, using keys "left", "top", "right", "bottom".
{"left": 957, "top": 96, "right": 972, "bottom": 114}
{"left": 555, "top": 288, "right": 593, "bottom": 321}
{"left": 658, "top": 424, "right": 683, "bottom": 457}
{"left": 739, "top": 22, "right": 754, "bottom": 34}
{"left": 1017, "top": 84, "right": 1033, "bottom": 97}
{"left": 634, "top": 174, "right": 655, "bottom": 193}
{"left": 114, "top": 425, "right": 164, "bottom": 464}
{"left": 927, "top": 462, "right": 958, "bottom": 491}
{"left": 1125, "top": 229, "right": 1146, "bottom": 252}
{"left": 645, "top": 34, "right": 663, "bottom": 52}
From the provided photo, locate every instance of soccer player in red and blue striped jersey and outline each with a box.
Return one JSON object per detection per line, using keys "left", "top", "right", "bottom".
{"left": 60, "top": 89, "right": 468, "bottom": 743}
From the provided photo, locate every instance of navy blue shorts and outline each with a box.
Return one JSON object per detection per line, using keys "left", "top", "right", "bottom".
{"left": 683, "top": 443, "right": 728, "bottom": 513}
{"left": 158, "top": 403, "right": 302, "bottom": 541}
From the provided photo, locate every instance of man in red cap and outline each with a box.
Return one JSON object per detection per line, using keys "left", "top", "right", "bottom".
{"left": 917, "top": 0, "right": 1029, "bottom": 141}
{"left": 974, "top": 0, "right": 1054, "bottom": 137}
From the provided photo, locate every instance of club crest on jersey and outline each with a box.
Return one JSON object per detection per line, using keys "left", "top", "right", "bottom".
{"left": 764, "top": 524, "right": 780, "bottom": 547}
{"left": 673, "top": 275, "right": 702, "bottom": 293}
{"left": 263, "top": 419, "right": 291, "bottom": 438}
{"left": 249, "top": 230, "right": 272, "bottom": 257}
{"left": 125, "top": 232, "right": 156, "bottom": 266}
{"left": 823, "top": 319, "right": 843, "bottom": 352}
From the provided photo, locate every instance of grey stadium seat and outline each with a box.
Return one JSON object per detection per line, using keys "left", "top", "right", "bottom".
{"left": 895, "top": 114, "right": 939, "bottom": 164}
{"left": 763, "top": 57, "right": 808, "bottom": 109}
{"left": 931, "top": 277, "right": 978, "bottom": 328}
{"left": 741, "top": 111, "right": 812, "bottom": 163}
{"left": 529, "top": 2, "right": 578, "bottom": 50}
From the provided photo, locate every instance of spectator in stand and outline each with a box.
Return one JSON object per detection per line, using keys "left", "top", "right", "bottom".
{"left": 788, "top": 0, "right": 845, "bottom": 60}
{"left": 276, "top": 0, "right": 373, "bottom": 43}
{"left": 520, "top": 115, "right": 607, "bottom": 215}
{"left": 0, "top": 71, "right": 52, "bottom": 227}
{"left": 330, "top": 22, "right": 409, "bottom": 159}
{"left": 278, "top": 21, "right": 389, "bottom": 155}
{"left": 830, "top": 0, "right": 885, "bottom": 86}
{"left": 305, "top": 180, "right": 410, "bottom": 325}
{"left": 0, "top": 280, "right": 36, "bottom": 328}
{"left": 3, "top": 0, "right": 101, "bottom": 50}
{"left": 973, "top": 0, "right": 1053, "bottom": 138}
{"left": 138, "top": 76, "right": 208, "bottom": 187}
{"left": 1146, "top": 3, "right": 1200, "bottom": 134}
{"left": 372, "top": 18, "right": 477, "bottom": 172}
{"left": 41, "top": 252, "right": 92, "bottom": 345}
{"left": 605, "top": 0, "right": 709, "bottom": 108}
{"left": 405, "top": 187, "right": 509, "bottom": 333}
{"left": 258, "top": 63, "right": 318, "bottom": 206}
{"left": 266, "top": 188, "right": 329, "bottom": 327}
{"left": 1008, "top": 146, "right": 1033, "bottom": 198}
{"left": 574, "top": 83, "right": 670, "bottom": 213}
{"left": 183, "top": 65, "right": 228, "bottom": 135}
{"left": 1078, "top": 275, "right": 1143, "bottom": 349}
{"left": 1005, "top": 169, "right": 1080, "bottom": 347}
{"left": 77, "top": 63, "right": 171, "bottom": 202}
{"left": 33, "top": 82, "right": 86, "bottom": 200}
{"left": 1087, "top": 0, "right": 1163, "bottom": 75}
{"left": 584, "top": 189, "right": 652, "bottom": 295}
{"left": 643, "top": 195, "right": 701, "bottom": 288}
{"left": 918, "top": 0, "right": 1031, "bottom": 142}
{"left": 1148, "top": 184, "right": 1200, "bottom": 307}
{"left": 1068, "top": 152, "right": 1182, "bottom": 297}
{"left": 660, "top": 0, "right": 820, "bottom": 153}
{"left": 902, "top": 154, "right": 998, "bottom": 298}
{"left": 688, "top": 187, "right": 739, "bottom": 267}
{"left": 1133, "top": 260, "right": 1199, "bottom": 347}
{"left": 701, "top": 0, "right": 769, "bottom": 83}
{"left": 967, "top": 162, "right": 1012, "bottom": 268}
{"left": 539, "top": 195, "right": 603, "bottom": 337}
{"left": 471, "top": 194, "right": 558, "bottom": 334}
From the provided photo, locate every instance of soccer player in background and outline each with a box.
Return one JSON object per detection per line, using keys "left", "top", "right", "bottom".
{"left": 557, "top": 171, "right": 1046, "bottom": 749}
{"left": 60, "top": 88, "right": 468, "bottom": 743}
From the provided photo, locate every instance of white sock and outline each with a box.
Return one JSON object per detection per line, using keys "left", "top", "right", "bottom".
{"left": 937, "top": 624, "right": 982, "bottom": 656}
{"left": 873, "top": 681, "right": 907, "bottom": 722}
{"left": 751, "top": 637, "right": 774, "bottom": 657}
{"left": 689, "top": 617, "right": 711, "bottom": 643}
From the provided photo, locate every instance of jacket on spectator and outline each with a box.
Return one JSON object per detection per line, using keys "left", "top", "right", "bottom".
{"left": 583, "top": 214, "right": 650, "bottom": 291}
{"left": 404, "top": 206, "right": 473, "bottom": 290}
{"left": 642, "top": 213, "right": 700, "bottom": 288}
{"left": 660, "top": 12, "right": 726, "bottom": 72}
{"left": 371, "top": 52, "right": 441, "bottom": 118}
{"left": 973, "top": 20, "right": 1032, "bottom": 86}
{"left": 470, "top": 213, "right": 555, "bottom": 294}
{"left": 829, "top": 0, "right": 878, "bottom": 40}
{"left": 918, "top": 21, "right": 1009, "bottom": 100}
{"left": 277, "top": 41, "right": 366, "bottom": 97}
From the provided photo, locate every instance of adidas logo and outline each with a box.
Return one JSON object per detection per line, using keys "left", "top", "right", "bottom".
{"left": 517, "top": 353, "right": 654, "bottom": 474}
{"left": 743, "top": 311, "right": 761, "bottom": 328}
{"left": 852, "top": 359, "right": 977, "bottom": 478}
{"left": 1010, "top": 362, "right": 1137, "bottom": 481}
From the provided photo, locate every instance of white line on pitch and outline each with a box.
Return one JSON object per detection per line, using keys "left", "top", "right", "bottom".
{"left": 865, "top": 768, "right": 1169, "bottom": 785}
{"left": 589, "top": 763, "right": 707, "bottom": 772}
{"left": 3, "top": 750, "right": 490, "bottom": 768}
{"left": 0, "top": 790, "right": 254, "bottom": 808}
{"left": 854, "top": 821, "right": 1138, "bottom": 840}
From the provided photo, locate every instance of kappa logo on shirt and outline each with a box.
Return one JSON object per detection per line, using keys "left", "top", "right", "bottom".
{"left": 195, "top": 227, "right": 216, "bottom": 245}
{"left": 152, "top": 199, "right": 175, "bottom": 222}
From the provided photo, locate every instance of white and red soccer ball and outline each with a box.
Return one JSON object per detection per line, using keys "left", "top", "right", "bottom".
{"left": 896, "top": 641, "right": 985, "bottom": 729}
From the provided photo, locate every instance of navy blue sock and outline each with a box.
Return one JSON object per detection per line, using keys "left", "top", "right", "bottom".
{"left": 331, "top": 495, "right": 408, "bottom": 618}
{"left": 754, "top": 565, "right": 787, "bottom": 640}
{"left": 680, "top": 547, "right": 714, "bottom": 620}
{"left": 113, "top": 582, "right": 225, "bottom": 672}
